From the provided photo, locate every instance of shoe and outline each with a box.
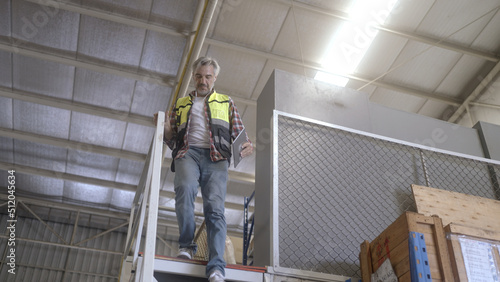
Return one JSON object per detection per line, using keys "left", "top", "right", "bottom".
{"left": 208, "top": 270, "right": 225, "bottom": 282}
{"left": 176, "top": 248, "right": 193, "bottom": 259}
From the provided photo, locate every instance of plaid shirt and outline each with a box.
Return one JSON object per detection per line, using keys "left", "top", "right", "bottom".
{"left": 165, "top": 90, "right": 251, "bottom": 162}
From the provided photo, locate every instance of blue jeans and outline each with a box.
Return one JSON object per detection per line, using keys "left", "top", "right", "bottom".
{"left": 174, "top": 147, "right": 228, "bottom": 276}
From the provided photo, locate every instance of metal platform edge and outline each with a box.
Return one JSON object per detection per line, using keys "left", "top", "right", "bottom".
{"left": 147, "top": 257, "right": 264, "bottom": 282}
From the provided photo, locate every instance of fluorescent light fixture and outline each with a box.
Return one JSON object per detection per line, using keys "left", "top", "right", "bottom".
{"left": 315, "top": 0, "right": 399, "bottom": 87}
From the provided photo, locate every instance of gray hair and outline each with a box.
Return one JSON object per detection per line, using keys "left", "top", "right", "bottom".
{"left": 192, "top": 57, "right": 220, "bottom": 76}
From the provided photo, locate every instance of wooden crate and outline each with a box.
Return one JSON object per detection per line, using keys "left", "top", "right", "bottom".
{"left": 411, "top": 184, "right": 500, "bottom": 281}
{"left": 445, "top": 223, "right": 500, "bottom": 281}
{"left": 359, "top": 211, "right": 453, "bottom": 282}
{"left": 411, "top": 184, "right": 500, "bottom": 231}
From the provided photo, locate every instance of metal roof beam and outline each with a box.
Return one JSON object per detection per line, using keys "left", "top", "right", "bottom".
{"left": 375, "top": 26, "right": 499, "bottom": 63}
{"left": 0, "top": 86, "right": 153, "bottom": 126}
{"left": 272, "top": 0, "right": 349, "bottom": 20}
{"left": 24, "top": 0, "right": 188, "bottom": 38}
{"left": 351, "top": 74, "right": 463, "bottom": 106}
{"left": 0, "top": 127, "right": 146, "bottom": 161}
{"left": 470, "top": 101, "right": 500, "bottom": 110}
{"left": 0, "top": 41, "right": 175, "bottom": 87}
{"left": 447, "top": 61, "right": 500, "bottom": 123}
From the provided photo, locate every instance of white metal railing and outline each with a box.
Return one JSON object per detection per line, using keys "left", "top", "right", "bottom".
{"left": 120, "top": 111, "right": 165, "bottom": 282}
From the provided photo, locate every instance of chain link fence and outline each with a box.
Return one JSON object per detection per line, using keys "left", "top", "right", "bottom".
{"left": 276, "top": 114, "right": 500, "bottom": 278}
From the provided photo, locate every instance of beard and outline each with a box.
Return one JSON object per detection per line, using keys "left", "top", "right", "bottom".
{"left": 196, "top": 84, "right": 212, "bottom": 96}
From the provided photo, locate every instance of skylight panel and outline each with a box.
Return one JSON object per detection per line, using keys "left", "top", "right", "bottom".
{"left": 315, "top": 0, "right": 399, "bottom": 87}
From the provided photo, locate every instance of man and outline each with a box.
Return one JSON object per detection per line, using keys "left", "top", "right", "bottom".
{"left": 154, "top": 57, "right": 253, "bottom": 282}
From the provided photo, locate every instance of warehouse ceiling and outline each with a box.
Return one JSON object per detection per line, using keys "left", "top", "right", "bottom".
{"left": 1, "top": 0, "right": 500, "bottom": 236}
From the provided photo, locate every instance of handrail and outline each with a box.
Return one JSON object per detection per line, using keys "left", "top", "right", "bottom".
{"left": 120, "top": 111, "right": 165, "bottom": 282}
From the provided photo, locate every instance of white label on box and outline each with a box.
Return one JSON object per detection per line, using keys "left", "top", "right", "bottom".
{"left": 459, "top": 237, "right": 499, "bottom": 282}
{"left": 371, "top": 258, "right": 397, "bottom": 282}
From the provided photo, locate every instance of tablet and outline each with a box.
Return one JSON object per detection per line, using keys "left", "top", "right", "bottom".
{"left": 232, "top": 128, "right": 246, "bottom": 168}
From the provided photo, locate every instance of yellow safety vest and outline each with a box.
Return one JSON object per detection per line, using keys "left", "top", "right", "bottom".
{"left": 173, "top": 91, "right": 232, "bottom": 159}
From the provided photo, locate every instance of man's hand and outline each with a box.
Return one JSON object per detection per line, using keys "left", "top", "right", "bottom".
{"left": 153, "top": 111, "right": 173, "bottom": 139}
{"left": 240, "top": 142, "right": 253, "bottom": 158}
